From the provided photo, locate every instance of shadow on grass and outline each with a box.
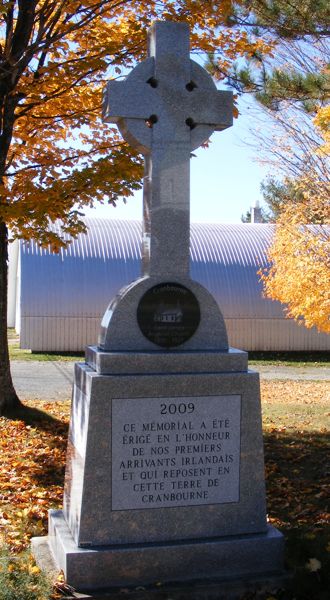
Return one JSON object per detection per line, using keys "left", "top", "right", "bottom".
{"left": 249, "top": 351, "right": 330, "bottom": 364}
{"left": 3, "top": 402, "right": 69, "bottom": 494}
{"left": 30, "top": 450, "right": 67, "bottom": 489}
{"left": 3, "top": 402, "right": 64, "bottom": 429}
{"left": 264, "top": 429, "right": 329, "bottom": 600}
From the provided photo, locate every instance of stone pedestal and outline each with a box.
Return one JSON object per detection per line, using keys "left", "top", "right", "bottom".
{"left": 33, "top": 348, "right": 284, "bottom": 590}
{"left": 46, "top": 511, "right": 283, "bottom": 590}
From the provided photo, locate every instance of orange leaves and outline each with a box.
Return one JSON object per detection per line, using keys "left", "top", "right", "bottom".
{"left": 0, "top": 385, "right": 329, "bottom": 598}
{"left": 0, "top": 383, "right": 328, "bottom": 556}
{"left": 3, "top": 140, "right": 144, "bottom": 249}
{"left": 0, "top": 401, "right": 69, "bottom": 552}
{"left": 306, "top": 557, "right": 322, "bottom": 572}
{"left": 0, "top": 544, "right": 53, "bottom": 598}
{"left": 260, "top": 187, "right": 330, "bottom": 334}
{"left": 261, "top": 380, "right": 329, "bottom": 430}
{"left": 0, "top": 0, "right": 277, "bottom": 249}
{"left": 314, "top": 105, "right": 330, "bottom": 155}
{"left": 261, "top": 380, "right": 329, "bottom": 546}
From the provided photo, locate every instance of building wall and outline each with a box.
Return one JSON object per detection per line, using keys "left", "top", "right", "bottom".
{"left": 14, "top": 219, "right": 329, "bottom": 352}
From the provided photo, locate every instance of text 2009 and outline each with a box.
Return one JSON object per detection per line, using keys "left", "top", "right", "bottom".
{"left": 160, "top": 402, "right": 195, "bottom": 415}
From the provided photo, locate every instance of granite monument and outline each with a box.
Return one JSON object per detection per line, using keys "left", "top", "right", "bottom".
{"left": 32, "top": 20, "right": 284, "bottom": 592}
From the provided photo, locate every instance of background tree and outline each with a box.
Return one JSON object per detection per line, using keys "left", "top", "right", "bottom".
{"left": 259, "top": 112, "right": 329, "bottom": 334}
{"left": 0, "top": 1, "right": 272, "bottom": 414}
{"left": 240, "top": 204, "right": 270, "bottom": 222}
{"left": 225, "top": 1, "right": 329, "bottom": 45}
{"left": 211, "top": 0, "right": 330, "bottom": 332}
{"left": 260, "top": 189, "right": 330, "bottom": 333}
{"left": 260, "top": 177, "right": 306, "bottom": 220}
{"left": 241, "top": 209, "right": 252, "bottom": 222}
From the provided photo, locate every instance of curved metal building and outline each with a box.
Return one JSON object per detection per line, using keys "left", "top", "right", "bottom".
{"left": 14, "top": 218, "right": 329, "bottom": 351}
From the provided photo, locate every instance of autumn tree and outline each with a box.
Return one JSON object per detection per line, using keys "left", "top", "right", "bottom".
{"left": 260, "top": 189, "right": 330, "bottom": 333}
{"left": 0, "top": 1, "right": 272, "bottom": 414}
{"left": 210, "top": 1, "right": 330, "bottom": 332}
{"left": 257, "top": 108, "right": 329, "bottom": 333}
{"left": 0, "top": 0, "right": 147, "bottom": 414}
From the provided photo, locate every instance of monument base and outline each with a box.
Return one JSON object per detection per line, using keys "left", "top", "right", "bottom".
{"left": 32, "top": 510, "right": 284, "bottom": 591}
{"left": 31, "top": 348, "right": 285, "bottom": 592}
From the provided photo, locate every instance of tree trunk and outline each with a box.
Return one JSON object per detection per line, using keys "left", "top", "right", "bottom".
{"left": 0, "top": 220, "right": 21, "bottom": 414}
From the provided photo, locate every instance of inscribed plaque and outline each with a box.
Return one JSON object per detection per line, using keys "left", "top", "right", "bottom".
{"left": 112, "top": 395, "right": 241, "bottom": 510}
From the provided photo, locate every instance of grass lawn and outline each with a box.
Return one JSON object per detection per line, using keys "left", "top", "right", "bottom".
{"left": 249, "top": 351, "right": 330, "bottom": 368}
{"left": 8, "top": 343, "right": 84, "bottom": 362}
{"left": 261, "top": 381, "right": 329, "bottom": 599}
{"left": 8, "top": 328, "right": 83, "bottom": 362}
{"left": 0, "top": 380, "right": 329, "bottom": 599}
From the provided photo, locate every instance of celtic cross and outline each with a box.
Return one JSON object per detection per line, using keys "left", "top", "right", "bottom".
{"left": 103, "top": 21, "right": 232, "bottom": 278}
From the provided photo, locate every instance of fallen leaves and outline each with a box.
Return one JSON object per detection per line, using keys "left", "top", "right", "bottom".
{"left": 0, "top": 544, "right": 53, "bottom": 599}
{"left": 0, "top": 401, "right": 69, "bottom": 552}
{"left": 0, "top": 382, "right": 329, "bottom": 599}
{"left": 261, "top": 379, "right": 329, "bottom": 432}
{"left": 305, "top": 558, "right": 322, "bottom": 572}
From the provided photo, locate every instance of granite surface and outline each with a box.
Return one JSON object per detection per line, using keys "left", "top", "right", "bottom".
{"left": 101, "top": 22, "right": 232, "bottom": 348}
{"left": 103, "top": 22, "right": 232, "bottom": 156}
{"left": 99, "top": 276, "right": 228, "bottom": 352}
{"left": 39, "top": 21, "right": 285, "bottom": 592}
{"left": 61, "top": 362, "right": 267, "bottom": 547}
{"left": 86, "top": 346, "right": 248, "bottom": 375}
{"left": 45, "top": 511, "right": 284, "bottom": 590}
{"left": 103, "top": 21, "right": 232, "bottom": 284}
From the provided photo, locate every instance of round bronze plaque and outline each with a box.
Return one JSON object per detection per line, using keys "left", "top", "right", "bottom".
{"left": 137, "top": 282, "right": 200, "bottom": 348}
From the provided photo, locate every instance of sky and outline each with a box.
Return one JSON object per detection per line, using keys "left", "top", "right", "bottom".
{"left": 84, "top": 97, "right": 273, "bottom": 224}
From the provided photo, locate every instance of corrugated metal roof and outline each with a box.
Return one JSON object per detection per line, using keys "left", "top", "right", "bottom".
{"left": 18, "top": 218, "right": 330, "bottom": 351}
{"left": 189, "top": 222, "right": 276, "bottom": 319}
{"left": 21, "top": 219, "right": 275, "bottom": 317}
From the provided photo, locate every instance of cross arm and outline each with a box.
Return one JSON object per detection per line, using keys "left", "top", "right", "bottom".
{"left": 102, "top": 58, "right": 157, "bottom": 123}
{"left": 214, "top": 90, "right": 233, "bottom": 130}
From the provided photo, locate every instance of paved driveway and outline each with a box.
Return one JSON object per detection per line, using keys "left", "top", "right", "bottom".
{"left": 11, "top": 360, "right": 75, "bottom": 401}
{"left": 10, "top": 360, "right": 329, "bottom": 401}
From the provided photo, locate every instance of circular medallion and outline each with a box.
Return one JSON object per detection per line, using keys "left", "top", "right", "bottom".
{"left": 137, "top": 282, "right": 200, "bottom": 348}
